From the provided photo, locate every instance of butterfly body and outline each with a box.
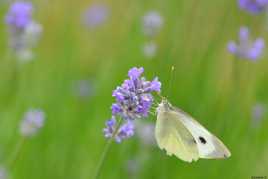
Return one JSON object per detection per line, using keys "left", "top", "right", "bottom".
{"left": 155, "top": 98, "right": 231, "bottom": 162}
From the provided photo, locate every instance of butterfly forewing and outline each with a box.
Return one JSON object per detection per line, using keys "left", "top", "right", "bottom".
{"left": 173, "top": 107, "right": 231, "bottom": 159}
{"left": 155, "top": 105, "right": 199, "bottom": 162}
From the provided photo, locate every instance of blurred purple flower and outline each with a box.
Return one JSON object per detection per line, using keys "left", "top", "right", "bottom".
{"left": 142, "top": 11, "right": 163, "bottom": 37}
{"left": 251, "top": 103, "right": 266, "bottom": 127}
{"left": 112, "top": 67, "right": 161, "bottom": 120}
{"left": 227, "top": 27, "right": 265, "bottom": 61}
{"left": 104, "top": 67, "right": 161, "bottom": 143}
{"left": 0, "top": 167, "right": 7, "bottom": 179}
{"left": 143, "top": 42, "right": 157, "bottom": 59}
{"left": 20, "top": 109, "right": 45, "bottom": 137}
{"left": 126, "top": 159, "right": 140, "bottom": 178}
{"left": 5, "top": 2, "right": 42, "bottom": 61}
{"left": 82, "top": 4, "right": 109, "bottom": 28}
{"left": 135, "top": 121, "right": 156, "bottom": 146}
{"left": 72, "top": 80, "right": 96, "bottom": 99}
{"left": 5, "top": 2, "right": 33, "bottom": 29}
{"left": 238, "top": 0, "right": 268, "bottom": 14}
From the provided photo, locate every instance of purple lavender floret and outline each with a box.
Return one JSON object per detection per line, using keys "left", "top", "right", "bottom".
{"left": 103, "top": 117, "right": 134, "bottom": 143}
{"left": 238, "top": 0, "right": 268, "bottom": 14}
{"left": 128, "top": 67, "right": 144, "bottom": 79}
{"left": 149, "top": 77, "right": 161, "bottom": 92}
{"left": 227, "top": 27, "right": 265, "bottom": 61}
{"left": 103, "top": 117, "right": 116, "bottom": 138}
{"left": 115, "top": 121, "right": 134, "bottom": 143}
{"left": 111, "top": 103, "right": 123, "bottom": 115}
{"left": 5, "top": 2, "right": 33, "bottom": 29}
{"left": 112, "top": 67, "right": 161, "bottom": 120}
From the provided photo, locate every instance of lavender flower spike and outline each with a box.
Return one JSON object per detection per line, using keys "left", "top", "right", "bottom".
{"left": 104, "top": 67, "right": 161, "bottom": 143}
{"left": 227, "top": 27, "right": 265, "bottom": 61}
{"left": 238, "top": 0, "right": 268, "bottom": 14}
{"left": 20, "top": 109, "right": 45, "bottom": 137}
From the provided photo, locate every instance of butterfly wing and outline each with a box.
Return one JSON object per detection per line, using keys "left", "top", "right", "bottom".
{"left": 174, "top": 107, "right": 231, "bottom": 159}
{"left": 155, "top": 108, "right": 199, "bottom": 162}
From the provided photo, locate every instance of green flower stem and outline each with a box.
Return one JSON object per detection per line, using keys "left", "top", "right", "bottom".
{"left": 93, "top": 118, "right": 122, "bottom": 179}
{"left": 7, "top": 137, "right": 26, "bottom": 169}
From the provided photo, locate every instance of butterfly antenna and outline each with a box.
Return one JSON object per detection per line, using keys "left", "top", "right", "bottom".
{"left": 166, "top": 66, "right": 175, "bottom": 98}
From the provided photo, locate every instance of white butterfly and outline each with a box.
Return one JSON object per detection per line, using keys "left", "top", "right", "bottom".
{"left": 155, "top": 98, "right": 231, "bottom": 162}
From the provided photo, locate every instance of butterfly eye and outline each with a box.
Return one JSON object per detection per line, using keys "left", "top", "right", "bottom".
{"left": 198, "top": 136, "right": 207, "bottom": 144}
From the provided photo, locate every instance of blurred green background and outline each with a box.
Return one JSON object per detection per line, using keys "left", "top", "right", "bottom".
{"left": 0, "top": 0, "right": 268, "bottom": 179}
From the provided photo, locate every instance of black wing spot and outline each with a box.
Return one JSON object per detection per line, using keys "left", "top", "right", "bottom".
{"left": 198, "top": 136, "right": 207, "bottom": 144}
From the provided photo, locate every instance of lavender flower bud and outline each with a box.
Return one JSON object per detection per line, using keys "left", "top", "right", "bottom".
{"left": 128, "top": 67, "right": 144, "bottom": 80}
{"left": 20, "top": 109, "right": 45, "bottom": 137}
{"left": 103, "top": 117, "right": 116, "bottom": 138}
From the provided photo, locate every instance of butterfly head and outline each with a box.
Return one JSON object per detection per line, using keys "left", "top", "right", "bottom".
{"left": 157, "top": 97, "right": 173, "bottom": 113}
